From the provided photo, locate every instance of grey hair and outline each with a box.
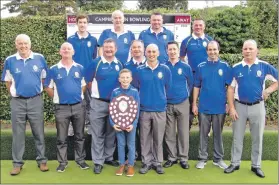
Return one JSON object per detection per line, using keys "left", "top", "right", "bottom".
{"left": 15, "top": 34, "right": 31, "bottom": 44}
{"left": 111, "top": 10, "right": 124, "bottom": 20}
{"left": 243, "top": 39, "right": 258, "bottom": 48}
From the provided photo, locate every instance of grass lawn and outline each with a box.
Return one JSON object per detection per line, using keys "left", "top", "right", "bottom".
{"left": 1, "top": 160, "right": 277, "bottom": 184}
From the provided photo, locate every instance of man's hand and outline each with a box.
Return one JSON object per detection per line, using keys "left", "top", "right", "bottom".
{"left": 226, "top": 104, "right": 229, "bottom": 114}
{"left": 113, "top": 124, "right": 122, "bottom": 132}
{"left": 229, "top": 107, "right": 239, "bottom": 121}
{"left": 192, "top": 104, "right": 198, "bottom": 116}
{"left": 125, "top": 125, "right": 133, "bottom": 132}
{"left": 262, "top": 89, "right": 271, "bottom": 101}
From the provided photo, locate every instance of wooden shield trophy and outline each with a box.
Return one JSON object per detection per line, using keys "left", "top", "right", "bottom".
{"left": 109, "top": 94, "right": 138, "bottom": 130}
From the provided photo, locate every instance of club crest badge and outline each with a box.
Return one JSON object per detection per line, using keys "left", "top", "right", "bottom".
{"left": 218, "top": 69, "right": 223, "bottom": 76}
{"left": 257, "top": 70, "right": 262, "bottom": 77}
{"left": 124, "top": 38, "right": 128, "bottom": 44}
{"left": 75, "top": 72, "right": 80, "bottom": 78}
{"left": 163, "top": 35, "right": 167, "bottom": 40}
{"left": 87, "top": 41, "right": 91, "bottom": 47}
{"left": 15, "top": 68, "right": 21, "bottom": 73}
{"left": 203, "top": 41, "right": 207, "bottom": 47}
{"left": 158, "top": 72, "right": 163, "bottom": 79}
{"left": 57, "top": 74, "right": 62, "bottom": 79}
{"left": 115, "top": 65, "right": 120, "bottom": 71}
{"left": 178, "top": 68, "right": 182, "bottom": 75}
{"left": 33, "top": 65, "right": 38, "bottom": 72}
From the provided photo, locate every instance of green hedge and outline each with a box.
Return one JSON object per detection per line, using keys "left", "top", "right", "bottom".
{"left": 0, "top": 16, "right": 278, "bottom": 124}
{"left": 0, "top": 130, "right": 277, "bottom": 161}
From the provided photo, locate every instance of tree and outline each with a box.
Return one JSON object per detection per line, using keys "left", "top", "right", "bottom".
{"left": 77, "top": 0, "right": 124, "bottom": 11}
{"left": 138, "top": 0, "right": 188, "bottom": 11}
{"left": 246, "top": 0, "right": 278, "bottom": 48}
{"left": 206, "top": 6, "right": 260, "bottom": 54}
{"left": 2, "top": 0, "right": 77, "bottom": 16}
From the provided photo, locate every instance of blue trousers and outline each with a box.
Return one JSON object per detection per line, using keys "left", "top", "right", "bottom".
{"left": 116, "top": 126, "right": 137, "bottom": 166}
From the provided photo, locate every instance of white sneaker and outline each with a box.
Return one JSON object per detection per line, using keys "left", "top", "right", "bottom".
{"left": 196, "top": 161, "right": 206, "bottom": 169}
{"left": 213, "top": 160, "right": 228, "bottom": 169}
{"left": 68, "top": 122, "right": 74, "bottom": 136}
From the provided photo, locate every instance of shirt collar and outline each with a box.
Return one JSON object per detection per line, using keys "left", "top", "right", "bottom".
{"left": 132, "top": 57, "right": 146, "bottom": 65}
{"left": 111, "top": 27, "right": 128, "bottom": 35}
{"left": 167, "top": 59, "right": 180, "bottom": 65}
{"left": 146, "top": 61, "right": 159, "bottom": 70}
{"left": 76, "top": 32, "right": 89, "bottom": 39}
{"left": 241, "top": 58, "right": 259, "bottom": 67}
{"left": 150, "top": 27, "right": 164, "bottom": 34}
{"left": 120, "top": 84, "right": 132, "bottom": 91}
{"left": 16, "top": 51, "right": 34, "bottom": 60}
{"left": 57, "top": 60, "right": 78, "bottom": 69}
{"left": 192, "top": 33, "right": 205, "bottom": 40}
{"left": 207, "top": 58, "right": 219, "bottom": 63}
{"left": 101, "top": 56, "right": 118, "bottom": 64}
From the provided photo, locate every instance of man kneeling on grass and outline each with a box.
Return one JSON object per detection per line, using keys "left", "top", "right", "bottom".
{"left": 44, "top": 42, "right": 89, "bottom": 172}
{"left": 109, "top": 69, "right": 140, "bottom": 177}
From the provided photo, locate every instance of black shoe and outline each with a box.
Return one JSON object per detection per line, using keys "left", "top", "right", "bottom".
{"left": 224, "top": 164, "right": 240, "bottom": 174}
{"left": 139, "top": 164, "right": 152, "bottom": 174}
{"left": 94, "top": 164, "right": 103, "bottom": 174}
{"left": 180, "top": 161, "right": 190, "bottom": 169}
{"left": 104, "top": 160, "right": 119, "bottom": 167}
{"left": 56, "top": 164, "right": 67, "bottom": 173}
{"left": 77, "top": 162, "right": 90, "bottom": 170}
{"left": 153, "top": 164, "right": 165, "bottom": 174}
{"left": 163, "top": 160, "right": 177, "bottom": 168}
{"left": 251, "top": 167, "right": 265, "bottom": 178}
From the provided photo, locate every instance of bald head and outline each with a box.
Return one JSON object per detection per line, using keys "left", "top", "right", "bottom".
{"left": 206, "top": 40, "right": 220, "bottom": 61}
{"left": 60, "top": 42, "right": 74, "bottom": 50}
{"left": 146, "top": 44, "right": 159, "bottom": 51}
{"left": 60, "top": 42, "right": 74, "bottom": 59}
{"left": 145, "top": 44, "right": 159, "bottom": 63}
{"left": 207, "top": 40, "right": 220, "bottom": 51}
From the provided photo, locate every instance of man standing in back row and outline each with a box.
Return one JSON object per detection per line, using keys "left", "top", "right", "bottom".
{"left": 139, "top": 12, "right": 174, "bottom": 64}
{"left": 180, "top": 18, "right": 213, "bottom": 129}
{"left": 67, "top": 14, "right": 98, "bottom": 135}
{"left": 98, "top": 10, "right": 135, "bottom": 65}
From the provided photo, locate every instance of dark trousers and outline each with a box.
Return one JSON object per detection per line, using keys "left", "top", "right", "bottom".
{"left": 55, "top": 102, "right": 86, "bottom": 165}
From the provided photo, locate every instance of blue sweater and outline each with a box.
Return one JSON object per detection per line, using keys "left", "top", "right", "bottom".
{"left": 67, "top": 32, "right": 98, "bottom": 68}
{"left": 135, "top": 63, "right": 172, "bottom": 112}
{"left": 166, "top": 60, "right": 193, "bottom": 104}
{"left": 194, "top": 59, "right": 232, "bottom": 114}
